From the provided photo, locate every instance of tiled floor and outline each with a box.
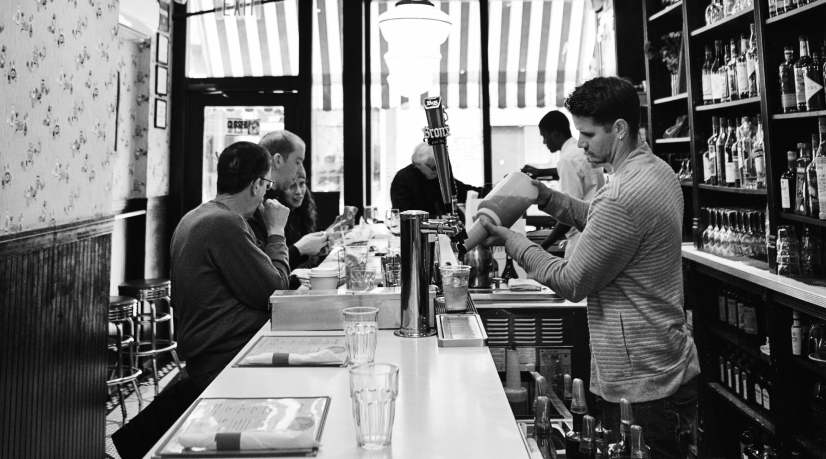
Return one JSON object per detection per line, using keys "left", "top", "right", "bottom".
{"left": 105, "top": 362, "right": 180, "bottom": 459}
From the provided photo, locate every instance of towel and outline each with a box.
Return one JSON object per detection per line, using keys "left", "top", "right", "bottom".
{"left": 508, "top": 279, "right": 543, "bottom": 292}
{"left": 178, "top": 430, "right": 320, "bottom": 451}
{"left": 244, "top": 349, "right": 345, "bottom": 366}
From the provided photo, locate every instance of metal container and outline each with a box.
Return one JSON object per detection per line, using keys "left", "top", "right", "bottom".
{"left": 464, "top": 245, "right": 498, "bottom": 288}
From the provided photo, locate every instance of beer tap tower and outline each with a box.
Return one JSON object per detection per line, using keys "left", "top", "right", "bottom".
{"left": 396, "top": 96, "right": 467, "bottom": 338}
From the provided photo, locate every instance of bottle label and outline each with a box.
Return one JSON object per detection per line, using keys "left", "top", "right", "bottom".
{"left": 719, "top": 72, "right": 728, "bottom": 99}
{"left": 741, "top": 305, "right": 757, "bottom": 334}
{"left": 727, "top": 364, "right": 733, "bottom": 388}
{"left": 809, "top": 168, "right": 820, "bottom": 215}
{"left": 703, "top": 74, "right": 713, "bottom": 101}
{"left": 816, "top": 157, "right": 826, "bottom": 219}
{"left": 718, "top": 295, "right": 727, "bottom": 321}
{"left": 737, "top": 62, "right": 748, "bottom": 94}
{"left": 796, "top": 68, "right": 807, "bottom": 105}
{"left": 703, "top": 155, "right": 711, "bottom": 182}
{"left": 755, "top": 154, "right": 765, "bottom": 174}
{"left": 762, "top": 388, "right": 770, "bottom": 410}
{"left": 720, "top": 359, "right": 726, "bottom": 382}
{"left": 797, "top": 169, "right": 808, "bottom": 214}
{"left": 781, "top": 179, "right": 791, "bottom": 209}
{"left": 792, "top": 326, "right": 802, "bottom": 355}
{"left": 726, "top": 161, "right": 736, "bottom": 183}
{"left": 805, "top": 72, "right": 824, "bottom": 108}
{"left": 734, "top": 369, "right": 741, "bottom": 394}
{"left": 754, "top": 383, "right": 762, "bottom": 405}
{"left": 712, "top": 73, "right": 722, "bottom": 100}
{"left": 741, "top": 373, "right": 749, "bottom": 400}
{"left": 746, "top": 56, "right": 755, "bottom": 81}
{"left": 782, "top": 92, "right": 797, "bottom": 109}
{"left": 727, "top": 298, "right": 738, "bottom": 326}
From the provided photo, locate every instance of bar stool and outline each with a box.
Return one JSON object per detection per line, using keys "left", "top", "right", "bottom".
{"left": 118, "top": 279, "right": 182, "bottom": 396}
{"left": 108, "top": 296, "right": 143, "bottom": 425}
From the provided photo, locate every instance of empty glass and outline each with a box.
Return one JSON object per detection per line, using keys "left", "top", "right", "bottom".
{"left": 347, "top": 268, "right": 376, "bottom": 292}
{"left": 349, "top": 363, "right": 399, "bottom": 450}
{"left": 777, "top": 225, "right": 801, "bottom": 277}
{"left": 363, "top": 206, "right": 378, "bottom": 225}
{"left": 343, "top": 307, "right": 379, "bottom": 365}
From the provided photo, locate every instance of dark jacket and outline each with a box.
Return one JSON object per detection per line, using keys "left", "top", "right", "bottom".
{"left": 390, "top": 164, "right": 481, "bottom": 218}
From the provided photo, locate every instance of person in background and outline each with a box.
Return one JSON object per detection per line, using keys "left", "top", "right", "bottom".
{"left": 480, "top": 77, "right": 699, "bottom": 458}
{"left": 113, "top": 141, "right": 291, "bottom": 458}
{"left": 390, "top": 142, "right": 482, "bottom": 218}
{"left": 535, "top": 110, "right": 604, "bottom": 258}
{"left": 259, "top": 129, "right": 306, "bottom": 191}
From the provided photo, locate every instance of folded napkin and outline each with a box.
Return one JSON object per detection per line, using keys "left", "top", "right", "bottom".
{"left": 508, "top": 279, "right": 544, "bottom": 292}
{"left": 178, "top": 430, "right": 320, "bottom": 451}
{"left": 244, "top": 349, "right": 345, "bottom": 366}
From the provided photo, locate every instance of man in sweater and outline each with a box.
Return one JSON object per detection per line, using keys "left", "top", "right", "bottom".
{"left": 481, "top": 77, "right": 700, "bottom": 458}
{"left": 113, "top": 141, "right": 291, "bottom": 459}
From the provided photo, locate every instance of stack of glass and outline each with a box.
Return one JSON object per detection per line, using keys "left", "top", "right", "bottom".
{"left": 776, "top": 225, "right": 801, "bottom": 277}
{"left": 701, "top": 207, "right": 766, "bottom": 258}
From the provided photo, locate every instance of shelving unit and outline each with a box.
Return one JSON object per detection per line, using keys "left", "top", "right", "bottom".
{"left": 708, "top": 324, "right": 770, "bottom": 363}
{"left": 654, "top": 93, "right": 688, "bottom": 104}
{"left": 695, "top": 96, "right": 761, "bottom": 111}
{"left": 690, "top": 7, "right": 754, "bottom": 36}
{"left": 698, "top": 184, "right": 767, "bottom": 195}
{"left": 772, "top": 110, "right": 826, "bottom": 120}
{"left": 764, "top": 0, "right": 826, "bottom": 24}
{"left": 655, "top": 137, "right": 691, "bottom": 143}
{"left": 708, "top": 382, "right": 776, "bottom": 434}
{"left": 779, "top": 212, "right": 826, "bottom": 228}
{"left": 648, "top": 0, "right": 683, "bottom": 22}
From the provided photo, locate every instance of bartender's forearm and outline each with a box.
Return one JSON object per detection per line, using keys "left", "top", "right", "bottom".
{"left": 542, "top": 191, "right": 590, "bottom": 232}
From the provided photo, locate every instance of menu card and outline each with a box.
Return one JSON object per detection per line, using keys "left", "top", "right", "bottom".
{"left": 235, "top": 336, "right": 349, "bottom": 367}
{"left": 153, "top": 397, "right": 330, "bottom": 458}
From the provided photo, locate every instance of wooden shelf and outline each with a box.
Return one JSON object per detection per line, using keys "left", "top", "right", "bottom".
{"left": 791, "top": 355, "right": 826, "bottom": 378}
{"left": 690, "top": 7, "right": 754, "bottom": 36}
{"left": 648, "top": 0, "right": 682, "bottom": 22}
{"left": 779, "top": 212, "right": 826, "bottom": 228}
{"left": 708, "top": 382, "right": 775, "bottom": 434}
{"left": 697, "top": 184, "right": 767, "bottom": 195}
{"left": 794, "top": 436, "right": 826, "bottom": 458}
{"left": 695, "top": 97, "right": 761, "bottom": 111}
{"left": 655, "top": 137, "right": 690, "bottom": 144}
{"left": 772, "top": 110, "right": 826, "bottom": 120}
{"left": 765, "top": 0, "right": 826, "bottom": 24}
{"left": 707, "top": 325, "right": 770, "bottom": 363}
{"left": 653, "top": 93, "right": 688, "bottom": 105}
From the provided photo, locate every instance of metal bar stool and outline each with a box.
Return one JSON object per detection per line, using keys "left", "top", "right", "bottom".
{"left": 118, "top": 279, "right": 182, "bottom": 396}
{"left": 108, "top": 296, "right": 143, "bottom": 426}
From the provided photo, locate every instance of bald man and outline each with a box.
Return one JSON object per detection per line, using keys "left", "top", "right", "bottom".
{"left": 390, "top": 143, "right": 482, "bottom": 218}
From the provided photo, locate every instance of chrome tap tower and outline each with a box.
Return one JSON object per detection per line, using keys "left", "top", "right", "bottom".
{"left": 395, "top": 96, "right": 466, "bottom": 338}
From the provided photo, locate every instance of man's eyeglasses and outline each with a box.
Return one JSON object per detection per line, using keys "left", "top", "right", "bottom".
{"left": 260, "top": 177, "right": 274, "bottom": 190}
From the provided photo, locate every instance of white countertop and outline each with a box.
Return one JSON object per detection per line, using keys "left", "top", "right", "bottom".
{"left": 681, "top": 243, "right": 826, "bottom": 310}
{"left": 145, "top": 327, "right": 529, "bottom": 459}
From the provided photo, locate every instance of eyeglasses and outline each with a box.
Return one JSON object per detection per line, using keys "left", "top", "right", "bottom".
{"left": 260, "top": 177, "right": 274, "bottom": 190}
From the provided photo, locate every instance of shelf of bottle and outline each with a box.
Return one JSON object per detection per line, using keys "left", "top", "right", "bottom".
{"left": 648, "top": 0, "right": 682, "bottom": 22}
{"left": 697, "top": 184, "right": 767, "bottom": 195}
{"left": 708, "top": 324, "right": 770, "bottom": 363}
{"left": 690, "top": 7, "right": 754, "bottom": 37}
{"left": 707, "top": 382, "right": 776, "bottom": 434}
{"left": 655, "top": 137, "right": 691, "bottom": 144}
{"left": 653, "top": 93, "right": 688, "bottom": 105}
{"left": 771, "top": 109, "right": 826, "bottom": 120}
{"left": 695, "top": 97, "right": 761, "bottom": 112}
{"left": 794, "top": 435, "right": 826, "bottom": 458}
{"left": 779, "top": 212, "right": 826, "bottom": 228}
{"left": 765, "top": 0, "right": 826, "bottom": 24}
{"left": 791, "top": 355, "right": 826, "bottom": 378}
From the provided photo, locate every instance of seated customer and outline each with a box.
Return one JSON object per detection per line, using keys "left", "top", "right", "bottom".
{"left": 112, "top": 141, "right": 291, "bottom": 459}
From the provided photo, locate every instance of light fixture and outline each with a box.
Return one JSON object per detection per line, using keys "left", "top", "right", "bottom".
{"left": 378, "top": 0, "right": 452, "bottom": 99}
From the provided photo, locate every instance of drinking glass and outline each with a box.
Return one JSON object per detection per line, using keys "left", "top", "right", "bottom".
{"left": 381, "top": 262, "right": 401, "bottom": 289}
{"left": 347, "top": 267, "right": 376, "bottom": 292}
{"left": 349, "top": 363, "right": 399, "bottom": 450}
{"left": 385, "top": 209, "right": 400, "bottom": 236}
{"left": 777, "top": 225, "right": 801, "bottom": 276}
{"left": 439, "top": 265, "right": 471, "bottom": 312}
{"left": 363, "top": 206, "right": 377, "bottom": 225}
{"left": 343, "top": 307, "right": 379, "bottom": 365}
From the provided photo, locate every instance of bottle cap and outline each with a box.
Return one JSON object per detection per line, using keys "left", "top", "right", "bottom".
{"left": 620, "top": 398, "right": 634, "bottom": 425}
{"left": 563, "top": 374, "right": 572, "bottom": 399}
{"left": 579, "top": 415, "right": 597, "bottom": 454}
{"left": 571, "top": 378, "right": 587, "bottom": 414}
{"left": 534, "top": 396, "right": 551, "bottom": 432}
{"left": 630, "top": 424, "right": 650, "bottom": 459}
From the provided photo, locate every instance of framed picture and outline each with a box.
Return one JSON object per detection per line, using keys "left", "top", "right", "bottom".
{"left": 156, "top": 33, "right": 169, "bottom": 65}
{"left": 154, "top": 99, "right": 167, "bottom": 129}
{"left": 158, "top": 0, "right": 170, "bottom": 33}
{"left": 155, "top": 65, "right": 168, "bottom": 96}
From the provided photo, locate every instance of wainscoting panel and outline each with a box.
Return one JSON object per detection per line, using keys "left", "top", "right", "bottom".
{"left": 0, "top": 218, "right": 113, "bottom": 459}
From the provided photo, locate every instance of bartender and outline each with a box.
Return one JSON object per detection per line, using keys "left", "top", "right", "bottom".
{"left": 480, "top": 76, "right": 699, "bottom": 459}
{"left": 390, "top": 142, "right": 482, "bottom": 218}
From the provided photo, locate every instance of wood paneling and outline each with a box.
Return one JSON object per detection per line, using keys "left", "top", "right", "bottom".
{"left": 0, "top": 217, "right": 113, "bottom": 459}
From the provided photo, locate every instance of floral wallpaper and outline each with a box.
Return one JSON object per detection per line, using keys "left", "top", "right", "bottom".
{"left": 0, "top": 0, "right": 172, "bottom": 235}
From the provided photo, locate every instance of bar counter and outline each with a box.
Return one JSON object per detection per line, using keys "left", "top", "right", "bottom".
{"left": 144, "top": 327, "right": 529, "bottom": 459}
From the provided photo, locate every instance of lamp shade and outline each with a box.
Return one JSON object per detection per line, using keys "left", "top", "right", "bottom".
{"left": 378, "top": 1, "right": 452, "bottom": 99}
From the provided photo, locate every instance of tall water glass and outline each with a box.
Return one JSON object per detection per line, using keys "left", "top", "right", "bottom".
{"left": 439, "top": 265, "right": 471, "bottom": 312}
{"left": 343, "top": 307, "right": 379, "bottom": 365}
{"left": 349, "top": 363, "right": 399, "bottom": 450}
{"left": 385, "top": 209, "right": 400, "bottom": 236}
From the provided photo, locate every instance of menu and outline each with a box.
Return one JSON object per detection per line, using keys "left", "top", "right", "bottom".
{"left": 153, "top": 397, "right": 330, "bottom": 458}
{"left": 235, "top": 336, "right": 348, "bottom": 367}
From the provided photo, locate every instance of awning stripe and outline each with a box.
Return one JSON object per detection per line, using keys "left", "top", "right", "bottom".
{"left": 524, "top": 0, "right": 544, "bottom": 109}
{"left": 254, "top": 15, "right": 272, "bottom": 76}
{"left": 317, "top": 0, "right": 332, "bottom": 111}
{"left": 276, "top": 1, "right": 292, "bottom": 75}
{"left": 212, "top": 7, "right": 234, "bottom": 77}
{"left": 379, "top": 2, "right": 390, "bottom": 109}
{"left": 235, "top": 18, "right": 253, "bottom": 76}
{"left": 505, "top": 1, "right": 522, "bottom": 109}
{"left": 370, "top": 2, "right": 382, "bottom": 110}
{"left": 223, "top": 16, "right": 246, "bottom": 77}
{"left": 466, "top": 1, "right": 481, "bottom": 108}
{"left": 263, "top": 2, "right": 283, "bottom": 76}
{"left": 496, "top": 2, "right": 509, "bottom": 109}
{"left": 283, "top": 0, "right": 299, "bottom": 74}
{"left": 458, "top": 2, "right": 469, "bottom": 109}
{"left": 554, "top": 1, "right": 572, "bottom": 107}
{"left": 199, "top": 6, "right": 224, "bottom": 78}
{"left": 536, "top": 2, "right": 551, "bottom": 107}
{"left": 439, "top": 1, "right": 449, "bottom": 107}
{"left": 325, "top": 0, "right": 343, "bottom": 107}
{"left": 516, "top": 2, "right": 531, "bottom": 108}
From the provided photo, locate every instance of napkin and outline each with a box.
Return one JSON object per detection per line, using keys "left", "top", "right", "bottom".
{"left": 244, "top": 349, "right": 345, "bottom": 365}
{"left": 438, "top": 234, "right": 459, "bottom": 267}
{"left": 178, "top": 430, "right": 320, "bottom": 451}
{"left": 508, "top": 279, "right": 544, "bottom": 291}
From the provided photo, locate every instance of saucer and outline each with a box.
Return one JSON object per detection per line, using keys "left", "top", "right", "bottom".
{"left": 809, "top": 352, "right": 826, "bottom": 365}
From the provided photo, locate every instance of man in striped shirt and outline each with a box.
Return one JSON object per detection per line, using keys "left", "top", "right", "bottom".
{"left": 481, "top": 77, "right": 700, "bottom": 458}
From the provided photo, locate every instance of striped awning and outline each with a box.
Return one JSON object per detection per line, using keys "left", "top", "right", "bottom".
{"left": 188, "top": 0, "right": 596, "bottom": 111}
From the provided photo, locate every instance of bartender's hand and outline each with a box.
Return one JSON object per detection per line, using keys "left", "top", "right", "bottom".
{"left": 261, "top": 199, "right": 290, "bottom": 237}
{"left": 294, "top": 232, "right": 332, "bottom": 256}
{"left": 521, "top": 165, "right": 540, "bottom": 178}
{"left": 479, "top": 218, "right": 516, "bottom": 247}
{"left": 531, "top": 179, "right": 554, "bottom": 209}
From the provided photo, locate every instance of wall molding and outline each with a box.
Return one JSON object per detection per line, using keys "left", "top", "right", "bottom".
{"left": 0, "top": 216, "right": 115, "bottom": 259}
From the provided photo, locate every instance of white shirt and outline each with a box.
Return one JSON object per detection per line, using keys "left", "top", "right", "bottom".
{"left": 557, "top": 137, "right": 604, "bottom": 258}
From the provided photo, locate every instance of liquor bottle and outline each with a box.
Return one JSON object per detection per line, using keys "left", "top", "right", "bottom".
{"left": 719, "top": 354, "right": 727, "bottom": 384}
{"left": 761, "top": 369, "right": 771, "bottom": 412}
{"left": 747, "top": 24, "right": 759, "bottom": 97}
{"left": 812, "top": 378, "right": 826, "bottom": 442}
{"left": 711, "top": 40, "right": 725, "bottom": 104}
{"left": 805, "top": 49, "right": 825, "bottom": 110}
{"left": 739, "top": 116, "right": 753, "bottom": 187}
{"left": 780, "top": 47, "right": 798, "bottom": 113}
{"left": 740, "top": 427, "right": 757, "bottom": 459}
{"left": 740, "top": 296, "right": 759, "bottom": 338}
{"left": 727, "top": 288, "right": 739, "bottom": 328}
{"left": 792, "top": 310, "right": 803, "bottom": 355}
{"left": 728, "top": 40, "right": 739, "bottom": 101}
{"left": 768, "top": 0, "right": 777, "bottom": 16}
{"left": 795, "top": 36, "right": 813, "bottom": 112}
{"left": 579, "top": 415, "right": 597, "bottom": 459}
{"left": 717, "top": 118, "right": 729, "bottom": 184}
{"left": 737, "top": 34, "right": 750, "bottom": 98}
{"left": 753, "top": 363, "right": 764, "bottom": 408}
{"left": 817, "top": 117, "right": 826, "bottom": 219}
{"left": 795, "top": 142, "right": 811, "bottom": 215}
{"left": 501, "top": 255, "right": 519, "bottom": 283}
{"left": 726, "top": 349, "right": 735, "bottom": 389}
{"left": 629, "top": 425, "right": 650, "bottom": 459}
{"left": 741, "top": 357, "right": 752, "bottom": 402}
{"left": 780, "top": 150, "right": 797, "bottom": 212}
{"left": 704, "top": 117, "right": 720, "bottom": 185}
{"left": 702, "top": 46, "right": 714, "bottom": 105}
{"left": 533, "top": 396, "right": 559, "bottom": 459}
{"left": 620, "top": 398, "right": 633, "bottom": 457}
{"left": 720, "top": 42, "right": 731, "bottom": 103}
{"left": 718, "top": 288, "right": 728, "bottom": 323}
{"left": 725, "top": 119, "right": 739, "bottom": 187}
{"left": 565, "top": 378, "right": 587, "bottom": 459}
{"left": 733, "top": 352, "right": 742, "bottom": 397}
{"left": 808, "top": 134, "right": 821, "bottom": 217}
{"left": 753, "top": 117, "right": 766, "bottom": 189}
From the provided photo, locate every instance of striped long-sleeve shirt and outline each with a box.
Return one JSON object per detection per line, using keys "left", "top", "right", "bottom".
{"left": 505, "top": 143, "right": 700, "bottom": 403}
